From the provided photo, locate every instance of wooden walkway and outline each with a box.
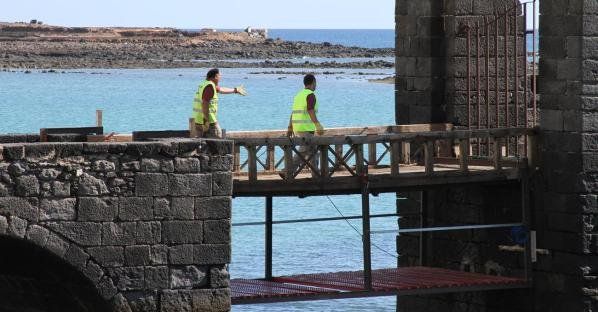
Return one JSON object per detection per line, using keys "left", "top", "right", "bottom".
{"left": 228, "top": 125, "right": 536, "bottom": 197}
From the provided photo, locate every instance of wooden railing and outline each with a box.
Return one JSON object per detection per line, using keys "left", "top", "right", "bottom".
{"left": 228, "top": 125, "right": 537, "bottom": 182}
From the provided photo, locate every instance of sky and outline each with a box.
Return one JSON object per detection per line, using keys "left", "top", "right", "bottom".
{"left": 0, "top": 0, "right": 395, "bottom": 29}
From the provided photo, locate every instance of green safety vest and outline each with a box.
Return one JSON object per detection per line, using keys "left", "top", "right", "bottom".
{"left": 291, "top": 89, "right": 319, "bottom": 132}
{"left": 192, "top": 80, "right": 219, "bottom": 124}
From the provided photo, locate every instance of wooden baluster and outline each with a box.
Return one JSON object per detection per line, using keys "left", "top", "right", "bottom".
{"left": 424, "top": 141, "right": 434, "bottom": 175}
{"left": 401, "top": 142, "right": 411, "bottom": 164}
{"left": 368, "top": 142, "right": 377, "bottom": 167}
{"left": 459, "top": 139, "right": 469, "bottom": 173}
{"left": 492, "top": 137, "right": 501, "bottom": 170}
{"left": 319, "top": 145, "right": 329, "bottom": 179}
{"left": 284, "top": 145, "right": 294, "bottom": 181}
{"left": 266, "top": 145, "right": 275, "bottom": 172}
{"left": 335, "top": 144, "right": 344, "bottom": 170}
{"left": 233, "top": 145, "right": 240, "bottom": 173}
{"left": 390, "top": 140, "right": 400, "bottom": 177}
{"left": 248, "top": 145, "right": 257, "bottom": 181}
{"left": 355, "top": 144, "right": 365, "bottom": 176}
{"left": 96, "top": 109, "right": 103, "bottom": 127}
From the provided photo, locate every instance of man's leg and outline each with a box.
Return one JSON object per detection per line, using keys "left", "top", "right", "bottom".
{"left": 194, "top": 124, "right": 204, "bottom": 138}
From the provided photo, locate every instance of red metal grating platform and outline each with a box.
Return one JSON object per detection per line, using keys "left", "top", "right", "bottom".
{"left": 232, "top": 267, "right": 529, "bottom": 304}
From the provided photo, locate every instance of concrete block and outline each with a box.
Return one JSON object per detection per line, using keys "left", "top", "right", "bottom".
{"left": 169, "top": 244, "right": 194, "bottom": 265}
{"left": 78, "top": 197, "right": 118, "bottom": 221}
{"left": 78, "top": 173, "right": 109, "bottom": 196}
{"left": 192, "top": 289, "right": 216, "bottom": 311}
{"left": 121, "top": 161, "right": 140, "bottom": 171}
{"left": 150, "top": 245, "right": 169, "bottom": 265}
{"left": 0, "top": 197, "right": 38, "bottom": 222}
{"left": 47, "top": 222, "right": 102, "bottom": 246}
{"left": 8, "top": 216, "right": 27, "bottom": 238}
{"left": 44, "top": 231, "right": 69, "bottom": 257}
{"left": 170, "top": 197, "right": 194, "bottom": 220}
{"left": 210, "top": 266, "right": 230, "bottom": 288}
{"left": 81, "top": 261, "right": 104, "bottom": 284}
{"left": 15, "top": 175, "right": 39, "bottom": 196}
{"left": 583, "top": 60, "right": 598, "bottom": 81}
{"left": 145, "top": 266, "right": 169, "bottom": 289}
{"left": 3, "top": 145, "right": 24, "bottom": 160}
{"left": 211, "top": 288, "right": 231, "bottom": 311}
{"left": 584, "top": 15, "right": 598, "bottom": 36}
{"left": 40, "top": 198, "right": 76, "bottom": 221}
{"left": 136, "top": 221, "right": 161, "bottom": 244}
{"left": 161, "top": 160, "right": 175, "bottom": 173}
{"left": 160, "top": 290, "right": 193, "bottom": 312}
{"left": 135, "top": 173, "right": 169, "bottom": 196}
{"left": 584, "top": 111, "right": 598, "bottom": 132}
{"left": 168, "top": 174, "right": 212, "bottom": 196}
{"left": 97, "top": 276, "right": 118, "bottom": 300}
{"left": 203, "top": 220, "right": 230, "bottom": 244}
{"left": 202, "top": 139, "right": 233, "bottom": 155}
{"left": 125, "top": 245, "right": 151, "bottom": 266}
{"left": 582, "top": 97, "right": 598, "bottom": 111}
{"left": 92, "top": 160, "right": 116, "bottom": 172}
{"left": 162, "top": 221, "right": 203, "bottom": 244}
{"left": 174, "top": 158, "right": 201, "bottom": 173}
{"left": 154, "top": 198, "right": 171, "bottom": 219}
{"left": 88, "top": 246, "right": 125, "bottom": 267}
{"left": 125, "top": 142, "right": 164, "bottom": 157}
{"left": 212, "top": 172, "right": 232, "bottom": 196}
{"left": 170, "top": 265, "right": 208, "bottom": 289}
{"left": 540, "top": 109, "right": 564, "bottom": 131}
{"left": 102, "top": 222, "right": 137, "bottom": 245}
{"left": 24, "top": 144, "right": 55, "bottom": 161}
{"left": 193, "top": 244, "right": 230, "bottom": 265}
{"left": 208, "top": 155, "right": 233, "bottom": 172}
{"left": 52, "top": 181, "right": 71, "bottom": 197}
{"left": 119, "top": 197, "right": 153, "bottom": 221}
{"left": 0, "top": 216, "right": 6, "bottom": 235}
{"left": 141, "top": 158, "right": 161, "bottom": 172}
{"left": 109, "top": 267, "right": 144, "bottom": 291}
{"left": 64, "top": 244, "right": 90, "bottom": 269}
{"left": 194, "top": 197, "right": 231, "bottom": 220}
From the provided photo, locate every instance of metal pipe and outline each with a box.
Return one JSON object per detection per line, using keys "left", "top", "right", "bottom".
{"left": 495, "top": 12, "right": 499, "bottom": 129}
{"left": 232, "top": 213, "right": 401, "bottom": 227}
{"left": 467, "top": 23, "right": 472, "bottom": 130}
{"left": 265, "top": 196, "right": 273, "bottom": 280}
{"left": 361, "top": 181, "right": 373, "bottom": 290}
{"left": 514, "top": 0, "right": 519, "bottom": 130}
{"left": 504, "top": 4, "right": 510, "bottom": 156}
{"left": 372, "top": 222, "right": 524, "bottom": 234}
{"left": 532, "top": 0, "right": 537, "bottom": 126}
{"left": 477, "top": 20, "right": 482, "bottom": 156}
{"left": 524, "top": 3, "right": 529, "bottom": 153}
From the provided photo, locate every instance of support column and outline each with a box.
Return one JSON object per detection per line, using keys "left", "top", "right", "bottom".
{"left": 265, "top": 196, "right": 273, "bottom": 280}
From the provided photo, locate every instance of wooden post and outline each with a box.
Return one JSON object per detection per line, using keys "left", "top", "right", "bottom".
{"left": 248, "top": 145, "right": 257, "bottom": 182}
{"left": 265, "top": 196, "right": 273, "bottom": 280}
{"left": 401, "top": 142, "right": 411, "bottom": 164}
{"left": 96, "top": 109, "right": 103, "bottom": 127}
{"left": 266, "top": 145, "right": 275, "bottom": 172}
{"left": 390, "top": 140, "right": 400, "bottom": 177}
{"left": 368, "top": 143, "right": 377, "bottom": 167}
{"left": 233, "top": 145, "right": 240, "bottom": 173}
{"left": 459, "top": 139, "right": 469, "bottom": 173}
{"left": 424, "top": 141, "right": 434, "bottom": 175}
{"left": 284, "top": 145, "right": 294, "bottom": 180}
{"left": 361, "top": 182, "right": 372, "bottom": 290}
{"left": 189, "top": 118, "right": 196, "bottom": 138}
{"left": 355, "top": 144, "right": 365, "bottom": 176}
{"left": 493, "top": 137, "right": 501, "bottom": 170}
{"left": 335, "top": 144, "right": 344, "bottom": 169}
{"left": 319, "top": 145, "right": 329, "bottom": 179}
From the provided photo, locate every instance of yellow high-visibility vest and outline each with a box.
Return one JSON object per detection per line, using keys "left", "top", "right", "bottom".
{"left": 291, "top": 89, "right": 319, "bottom": 132}
{"left": 192, "top": 80, "right": 219, "bottom": 124}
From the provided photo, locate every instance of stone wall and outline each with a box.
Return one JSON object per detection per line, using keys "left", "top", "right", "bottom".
{"left": 0, "top": 139, "right": 232, "bottom": 311}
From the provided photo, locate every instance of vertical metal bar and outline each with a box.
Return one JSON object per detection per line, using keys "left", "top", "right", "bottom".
{"left": 265, "top": 196, "right": 273, "bottom": 280}
{"left": 476, "top": 20, "right": 482, "bottom": 156}
{"left": 248, "top": 145, "right": 258, "bottom": 181}
{"left": 532, "top": 0, "right": 537, "bottom": 126}
{"left": 495, "top": 13, "right": 499, "bottom": 128}
{"left": 419, "top": 191, "right": 428, "bottom": 267}
{"left": 524, "top": 3, "right": 529, "bottom": 156}
{"left": 493, "top": 137, "right": 501, "bottom": 170}
{"left": 486, "top": 16, "right": 491, "bottom": 130}
{"left": 459, "top": 139, "right": 469, "bottom": 172}
{"left": 521, "top": 171, "right": 532, "bottom": 282}
{"left": 390, "top": 140, "right": 401, "bottom": 176}
{"left": 467, "top": 24, "right": 472, "bottom": 130}
{"left": 401, "top": 142, "right": 411, "bottom": 164}
{"left": 335, "top": 144, "right": 344, "bottom": 168}
{"left": 361, "top": 182, "right": 373, "bottom": 290}
{"left": 284, "top": 145, "right": 294, "bottom": 180}
{"left": 355, "top": 144, "right": 365, "bottom": 176}
{"left": 514, "top": 0, "right": 520, "bottom": 130}
{"left": 504, "top": 5, "right": 510, "bottom": 156}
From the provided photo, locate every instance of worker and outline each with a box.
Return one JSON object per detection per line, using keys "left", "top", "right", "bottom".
{"left": 192, "top": 68, "right": 246, "bottom": 138}
{"left": 283, "top": 74, "right": 324, "bottom": 179}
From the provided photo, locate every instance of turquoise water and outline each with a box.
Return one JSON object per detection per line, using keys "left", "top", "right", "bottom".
{"left": 0, "top": 67, "right": 399, "bottom": 311}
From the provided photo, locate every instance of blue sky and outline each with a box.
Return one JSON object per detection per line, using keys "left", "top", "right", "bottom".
{"left": 1, "top": 0, "right": 395, "bottom": 29}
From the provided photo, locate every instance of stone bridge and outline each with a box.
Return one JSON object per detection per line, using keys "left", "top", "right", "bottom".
{"left": 0, "top": 138, "right": 232, "bottom": 311}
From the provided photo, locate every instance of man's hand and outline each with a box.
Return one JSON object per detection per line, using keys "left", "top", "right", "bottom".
{"left": 202, "top": 118, "right": 210, "bottom": 132}
{"left": 315, "top": 122, "right": 324, "bottom": 136}
{"left": 235, "top": 85, "right": 247, "bottom": 96}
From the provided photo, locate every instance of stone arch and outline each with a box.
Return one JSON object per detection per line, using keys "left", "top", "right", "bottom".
{"left": 0, "top": 216, "right": 125, "bottom": 311}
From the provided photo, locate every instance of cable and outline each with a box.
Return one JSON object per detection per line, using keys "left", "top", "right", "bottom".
{"left": 325, "top": 195, "right": 398, "bottom": 260}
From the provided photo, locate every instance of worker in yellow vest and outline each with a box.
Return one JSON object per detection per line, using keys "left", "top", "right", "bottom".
{"left": 192, "top": 68, "right": 246, "bottom": 138}
{"left": 282, "top": 74, "right": 324, "bottom": 179}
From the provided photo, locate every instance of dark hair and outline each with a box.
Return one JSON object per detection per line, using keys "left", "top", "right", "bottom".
{"left": 206, "top": 68, "right": 220, "bottom": 80}
{"left": 303, "top": 74, "right": 316, "bottom": 86}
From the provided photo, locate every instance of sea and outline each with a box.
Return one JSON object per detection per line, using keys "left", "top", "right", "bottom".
{"left": 0, "top": 29, "right": 535, "bottom": 311}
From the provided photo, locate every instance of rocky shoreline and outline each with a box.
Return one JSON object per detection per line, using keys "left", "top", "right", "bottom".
{"left": 0, "top": 22, "right": 394, "bottom": 69}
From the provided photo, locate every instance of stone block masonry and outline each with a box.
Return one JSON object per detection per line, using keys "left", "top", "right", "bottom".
{"left": 0, "top": 139, "right": 233, "bottom": 311}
